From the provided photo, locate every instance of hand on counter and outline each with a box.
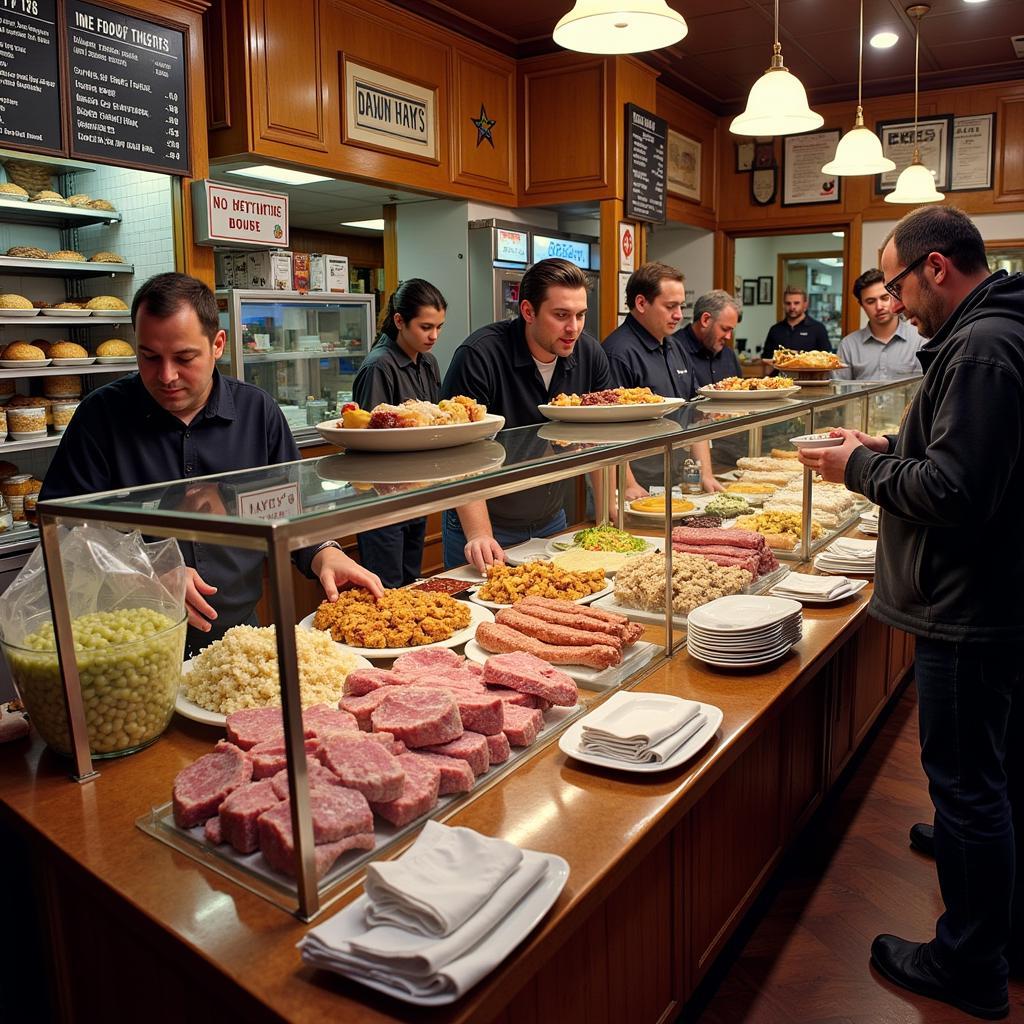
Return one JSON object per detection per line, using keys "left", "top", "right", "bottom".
{"left": 465, "top": 534, "right": 506, "bottom": 574}
{"left": 798, "top": 428, "right": 864, "bottom": 483}
{"left": 702, "top": 474, "right": 724, "bottom": 493}
{"left": 624, "top": 481, "right": 649, "bottom": 502}
{"left": 314, "top": 546, "right": 384, "bottom": 601}
{"left": 185, "top": 567, "right": 218, "bottom": 632}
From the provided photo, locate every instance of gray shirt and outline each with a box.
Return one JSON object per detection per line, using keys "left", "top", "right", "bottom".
{"left": 833, "top": 322, "right": 925, "bottom": 380}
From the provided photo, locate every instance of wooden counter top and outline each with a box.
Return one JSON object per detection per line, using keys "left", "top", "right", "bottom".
{"left": 0, "top": 585, "right": 874, "bottom": 1024}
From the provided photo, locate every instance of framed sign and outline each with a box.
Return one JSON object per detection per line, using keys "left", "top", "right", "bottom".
{"left": 751, "top": 167, "right": 777, "bottom": 206}
{"left": 876, "top": 116, "right": 952, "bottom": 193}
{"left": 757, "top": 276, "right": 773, "bottom": 306}
{"left": 742, "top": 280, "right": 757, "bottom": 307}
{"left": 950, "top": 114, "right": 994, "bottom": 192}
{"left": 667, "top": 129, "right": 701, "bottom": 202}
{"left": 618, "top": 221, "right": 635, "bottom": 272}
{"left": 617, "top": 272, "right": 630, "bottom": 315}
{"left": 736, "top": 141, "right": 754, "bottom": 172}
{"left": 625, "top": 103, "right": 667, "bottom": 223}
{"left": 782, "top": 130, "right": 841, "bottom": 206}
{"left": 342, "top": 57, "right": 438, "bottom": 163}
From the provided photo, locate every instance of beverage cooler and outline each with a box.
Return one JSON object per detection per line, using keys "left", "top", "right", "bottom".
{"left": 530, "top": 230, "right": 600, "bottom": 340}
{"left": 217, "top": 290, "right": 377, "bottom": 443}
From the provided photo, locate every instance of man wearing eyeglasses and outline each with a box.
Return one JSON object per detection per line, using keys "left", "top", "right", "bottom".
{"left": 799, "top": 206, "right": 1023, "bottom": 1021}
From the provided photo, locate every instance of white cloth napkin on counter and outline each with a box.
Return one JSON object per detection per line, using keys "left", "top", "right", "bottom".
{"left": 581, "top": 697, "right": 705, "bottom": 763}
{"left": 363, "top": 819, "right": 522, "bottom": 937}
{"left": 771, "top": 572, "right": 853, "bottom": 598}
{"left": 828, "top": 538, "right": 877, "bottom": 559}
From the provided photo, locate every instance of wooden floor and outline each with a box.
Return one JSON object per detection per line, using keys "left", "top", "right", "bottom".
{"left": 686, "top": 683, "right": 1024, "bottom": 1023}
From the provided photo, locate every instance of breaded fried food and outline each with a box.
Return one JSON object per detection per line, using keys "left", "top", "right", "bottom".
{"left": 477, "top": 562, "right": 606, "bottom": 604}
{"left": 311, "top": 589, "right": 470, "bottom": 648}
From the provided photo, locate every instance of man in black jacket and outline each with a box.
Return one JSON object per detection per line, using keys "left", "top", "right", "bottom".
{"left": 800, "top": 206, "right": 1023, "bottom": 1021}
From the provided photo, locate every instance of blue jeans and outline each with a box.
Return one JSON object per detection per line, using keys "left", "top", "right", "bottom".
{"left": 357, "top": 518, "right": 427, "bottom": 589}
{"left": 441, "top": 508, "right": 567, "bottom": 570}
{"left": 914, "top": 636, "right": 1024, "bottom": 987}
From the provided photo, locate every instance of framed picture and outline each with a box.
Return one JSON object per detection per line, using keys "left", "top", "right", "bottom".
{"left": 950, "top": 113, "right": 995, "bottom": 192}
{"left": 742, "top": 280, "right": 757, "bottom": 307}
{"left": 876, "top": 115, "right": 952, "bottom": 193}
{"left": 667, "top": 129, "right": 701, "bottom": 202}
{"left": 782, "top": 130, "right": 841, "bottom": 206}
{"left": 751, "top": 167, "right": 777, "bottom": 206}
{"left": 754, "top": 141, "right": 775, "bottom": 169}
{"left": 757, "top": 276, "right": 773, "bottom": 306}
{"left": 736, "top": 141, "right": 754, "bottom": 172}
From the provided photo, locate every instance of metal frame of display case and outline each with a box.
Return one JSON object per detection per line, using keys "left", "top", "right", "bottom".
{"left": 34, "top": 377, "right": 917, "bottom": 920}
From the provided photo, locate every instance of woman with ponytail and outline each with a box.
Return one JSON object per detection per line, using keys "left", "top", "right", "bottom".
{"left": 351, "top": 278, "right": 447, "bottom": 586}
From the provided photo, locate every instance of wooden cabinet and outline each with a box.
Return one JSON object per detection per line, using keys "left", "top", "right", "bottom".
{"left": 781, "top": 673, "right": 828, "bottom": 836}
{"left": 851, "top": 616, "right": 891, "bottom": 750}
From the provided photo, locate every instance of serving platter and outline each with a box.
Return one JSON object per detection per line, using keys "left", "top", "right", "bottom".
{"left": 467, "top": 578, "right": 613, "bottom": 611}
{"left": 315, "top": 440, "right": 505, "bottom": 486}
{"left": 315, "top": 413, "right": 505, "bottom": 452}
{"left": 698, "top": 384, "right": 801, "bottom": 401}
{"left": 537, "top": 397, "right": 687, "bottom": 423}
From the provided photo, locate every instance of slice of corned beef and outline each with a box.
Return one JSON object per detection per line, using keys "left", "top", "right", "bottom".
{"left": 258, "top": 787, "right": 373, "bottom": 850}
{"left": 502, "top": 704, "right": 544, "bottom": 747}
{"left": 218, "top": 779, "right": 282, "bottom": 853}
{"left": 173, "top": 743, "right": 253, "bottom": 828}
{"left": 270, "top": 760, "right": 347, "bottom": 800}
{"left": 303, "top": 703, "right": 360, "bottom": 739}
{"left": 485, "top": 731, "right": 511, "bottom": 765}
{"left": 452, "top": 691, "right": 504, "bottom": 735}
{"left": 343, "top": 667, "right": 404, "bottom": 697}
{"left": 339, "top": 689, "right": 393, "bottom": 730}
{"left": 404, "top": 751, "right": 474, "bottom": 795}
{"left": 482, "top": 652, "right": 578, "bottom": 707}
{"left": 421, "top": 730, "right": 489, "bottom": 777}
{"left": 369, "top": 753, "right": 440, "bottom": 826}
{"left": 259, "top": 814, "right": 375, "bottom": 879}
{"left": 225, "top": 707, "right": 316, "bottom": 750}
{"left": 204, "top": 816, "right": 224, "bottom": 844}
{"left": 317, "top": 734, "right": 406, "bottom": 802}
{"left": 250, "top": 737, "right": 321, "bottom": 780}
{"left": 391, "top": 647, "right": 465, "bottom": 677}
{"left": 370, "top": 688, "right": 462, "bottom": 748}
{"left": 486, "top": 685, "right": 548, "bottom": 709}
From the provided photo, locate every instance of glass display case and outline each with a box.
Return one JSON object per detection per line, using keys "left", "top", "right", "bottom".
{"left": 30, "top": 377, "right": 918, "bottom": 920}
{"left": 218, "top": 290, "right": 377, "bottom": 442}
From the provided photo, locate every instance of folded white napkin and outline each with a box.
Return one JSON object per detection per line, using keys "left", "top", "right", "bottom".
{"left": 363, "top": 820, "right": 522, "bottom": 937}
{"left": 583, "top": 712, "right": 708, "bottom": 763}
{"left": 771, "top": 572, "right": 852, "bottom": 597}
{"left": 300, "top": 850, "right": 550, "bottom": 999}
{"left": 582, "top": 696, "right": 700, "bottom": 747}
{"left": 829, "top": 538, "right": 877, "bottom": 559}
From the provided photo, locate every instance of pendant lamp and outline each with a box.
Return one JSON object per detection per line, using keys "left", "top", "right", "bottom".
{"left": 885, "top": 5, "right": 943, "bottom": 204}
{"left": 553, "top": 0, "right": 687, "bottom": 55}
{"left": 730, "top": 0, "right": 822, "bottom": 136}
{"left": 822, "top": 0, "right": 895, "bottom": 176}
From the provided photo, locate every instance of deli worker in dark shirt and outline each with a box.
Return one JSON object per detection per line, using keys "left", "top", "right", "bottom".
{"left": 440, "top": 258, "right": 614, "bottom": 571}
{"left": 676, "top": 289, "right": 743, "bottom": 388}
{"left": 40, "top": 272, "right": 382, "bottom": 655}
{"left": 762, "top": 286, "right": 832, "bottom": 361}
{"left": 602, "top": 262, "right": 719, "bottom": 494}
{"left": 351, "top": 279, "right": 445, "bottom": 587}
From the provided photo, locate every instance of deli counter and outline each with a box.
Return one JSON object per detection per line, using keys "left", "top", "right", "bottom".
{"left": 1, "top": 377, "right": 918, "bottom": 1023}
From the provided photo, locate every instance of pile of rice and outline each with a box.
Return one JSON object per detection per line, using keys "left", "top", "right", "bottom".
{"left": 183, "top": 625, "right": 361, "bottom": 714}
{"left": 614, "top": 551, "right": 752, "bottom": 616}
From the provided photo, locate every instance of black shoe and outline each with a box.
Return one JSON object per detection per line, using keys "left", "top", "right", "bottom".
{"left": 870, "top": 934, "right": 1009, "bottom": 1020}
{"left": 909, "top": 822, "right": 935, "bottom": 857}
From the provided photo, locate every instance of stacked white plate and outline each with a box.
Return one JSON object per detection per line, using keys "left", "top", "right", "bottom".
{"left": 686, "top": 594, "right": 803, "bottom": 668}
{"left": 814, "top": 537, "right": 876, "bottom": 575}
{"left": 859, "top": 508, "right": 879, "bottom": 536}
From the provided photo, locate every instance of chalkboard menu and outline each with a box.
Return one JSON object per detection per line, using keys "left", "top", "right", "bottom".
{"left": 0, "top": 0, "right": 63, "bottom": 154}
{"left": 66, "top": 0, "right": 190, "bottom": 175}
{"left": 625, "top": 103, "right": 666, "bottom": 224}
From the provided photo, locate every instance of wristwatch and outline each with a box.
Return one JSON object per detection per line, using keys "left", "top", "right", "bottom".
{"left": 313, "top": 540, "right": 342, "bottom": 557}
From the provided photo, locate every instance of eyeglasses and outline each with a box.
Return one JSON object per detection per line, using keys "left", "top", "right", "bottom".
{"left": 883, "top": 250, "right": 946, "bottom": 302}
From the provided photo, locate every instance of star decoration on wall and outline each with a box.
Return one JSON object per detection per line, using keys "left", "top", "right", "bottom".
{"left": 471, "top": 104, "right": 497, "bottom": 148}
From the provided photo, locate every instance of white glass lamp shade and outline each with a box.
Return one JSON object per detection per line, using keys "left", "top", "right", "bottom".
{"left": 884, "top": 159, "right": 944, "bottom": 204}
{"left": 730, "top": 66, "right": 824, "bottom": 137}
{"left": 822, "top": 126, "right": 896, "bottom": 176}
{"left": 553, "top": 0, "right": 687, "bottom": 54}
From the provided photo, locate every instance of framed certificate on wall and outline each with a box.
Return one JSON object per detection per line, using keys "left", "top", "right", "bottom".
{"left": 782, "top": 130, "right": 841, "bottom": 206}
{"left": 876, "top": 116, "right": 952, "bottom": 193}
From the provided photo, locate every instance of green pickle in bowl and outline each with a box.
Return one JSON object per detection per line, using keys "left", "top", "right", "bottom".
{"left": 2, "top": 607, "right": 187, "bottom": 758}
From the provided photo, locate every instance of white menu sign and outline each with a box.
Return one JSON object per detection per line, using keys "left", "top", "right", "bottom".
{"left": 237, "top": 482, "right": 301, "bottom": 521}
{"left": 191, "top": 180, "right": 289, "bottom": 249}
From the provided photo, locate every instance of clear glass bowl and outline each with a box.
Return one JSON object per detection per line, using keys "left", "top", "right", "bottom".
{"left": 1, "top": 608, "right": 187, "bottom": 758}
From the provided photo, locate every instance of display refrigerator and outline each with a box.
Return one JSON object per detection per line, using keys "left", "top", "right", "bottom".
{"left": 467, "top": 219, "right": 531, "bottom": 329}
{"left": 530, "top": 229, "right": 601, "bottom": 339}
{"left": 217, "top": 290, "right": 376, "bottom": 442}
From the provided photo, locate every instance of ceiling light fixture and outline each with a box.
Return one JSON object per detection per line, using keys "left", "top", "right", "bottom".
{"left": 227, "top": 165, "right": 333, "bottom": 185}
{"left": 822, "top": 0, "right": 896, "bottom": 176}
{"left": 340, "top": 219, "right": 385, "bottom": 231}
{"left": 552, "top": 0, "right": 687, "bottom": 54}
{"left": 885, "top": 5, "right": 943, "bottom": 205}
{"left": 870, "top": 31, "right": 899, "bottom": 49}
{"left": 729, "top": 0, "right": 822, "bottom": 136}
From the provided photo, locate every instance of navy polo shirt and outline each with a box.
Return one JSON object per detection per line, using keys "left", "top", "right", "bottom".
{"left": 352, "top": 334, "right": 441, "bottom": 409}
{"left": 762, "top": 315, "right": 832, "bottom": 359}
{"left": 41, "top": 371, "right": 319, "bottom": 651}
{"left": 676, "top": 323, "right": 742, "bottom": 389}
{"left": 602, "top": 313, "right": 696, "bottom": 398}
{"left": 441, "top": 317, "right": 613, "bottom": 527}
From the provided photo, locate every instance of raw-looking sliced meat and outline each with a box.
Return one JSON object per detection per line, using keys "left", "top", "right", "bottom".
{"left": 339, "top": 689, "right": 393, "bottom": 730}
{"left": 250, "top": 737, "right": 321, "bottom": 780}
{"left": 413, "top": 673, "right": 486, "bottom": 695}
{"left": 485, "top": 731, "right": 511, "bottom": 765}
{"left": 671, "top": 526, "right": 763, "bottom": 550}
{"left": 391, "top": 647, "right": 465, "bottom": 677}
{"left": 485, "top": 682, "right": 549, "bottom": 709}
{"left": 623, "top": 622, "right": 645, "bottom": 644}
{"left": 758, "top": 547, "right": 780, "bottom": 574}
{"left": 421, "top": 731, "right": 490, "bottom": 777}
{"left": 370, "top": 753, "right": 441, "bottom": 826}
{"left": 258, "top": 787, "right": 373, "bottom": 853}
{"left": 318, "top": 734, "right": 406, "bottom": 802}
{"left": 204, "top": 815, "right": 224, "bottom": 844}
{"left": 673, "top": 546, "right": 760, "bottom": 577}
{"left": 451, "top": 692, "right": 504, "bottom": 735}
{"left": 370, "top": 688, "right": 463, "bottom": 748}
{"left": 495, "top": 608, "right": 623, "bottom": 652}
{"left": 511, "top": 599, "right": 628, "bottom": 640}
{"left": 173, "top": 743, "right": 253, "bottom": 828}
{"left": 475, "top": 621, "right": 620, "bottom": 670}
{"left": 260, "top": 820, "right": 375, "bottom": 879}
{"left": 225, "top": 707, "right": 316, "bottom": 750}
{"left": 671, "top": 542, "right": 757, "bottom": 559}
{"left": 482, "top": 652, "right": 579, "bottom": 707}
{"left": 403, "top": 751, "right": 475, "bottom": 795}
{"left": 343, "top": 667, "right": 403, "bottom": 697}
{"left": 519, "top": 595, "right": 628, "bottom": 627}
{"left": 502, "top": 704, "right": 544, "bottom": 747}
{"left": 270, "top": 760, "right": 348, "bottom": 800}
{"left": 219, "top": 779, "right": 282, "bottom": 853}
{"left": 303, "top": 703, "right": 360, "bottom": 738}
